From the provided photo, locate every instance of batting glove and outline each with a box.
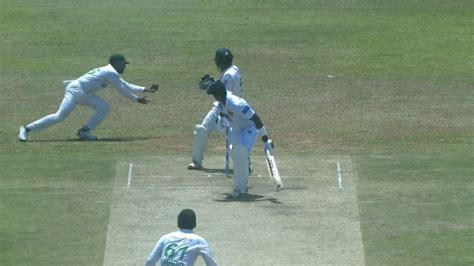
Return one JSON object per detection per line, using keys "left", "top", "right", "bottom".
{"left": 263, "top": 139, "right": 273, "bottom": 152}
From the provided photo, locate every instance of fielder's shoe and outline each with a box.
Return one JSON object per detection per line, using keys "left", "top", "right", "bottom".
{"left": 18, "top": 126, "right": 30, "bottom": 141}
{"left": 187, "top": 160, "right": 203, "bottom": 170}
{"left": 76, "top": 128, "right": 97, "bottom": 140}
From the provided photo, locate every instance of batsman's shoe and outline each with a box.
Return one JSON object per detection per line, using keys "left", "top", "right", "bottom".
{"left": 187, "top": 161, "right": 203, "bottom": 170}
{"left": 18, "top": 126, "right": 29, "bottom": 141}
{"left": 77, "top": 129, "right": 97, "bottom": 141}
{"left": 227, "top": 190, "right": 245, "bottom": 199}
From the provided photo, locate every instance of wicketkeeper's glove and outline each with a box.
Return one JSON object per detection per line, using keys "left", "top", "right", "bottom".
{"left": 147, "top": 84, "right": 159, "bottom": 93}
{"left": 198, "top": 74, "right": 215, "bottom": 90}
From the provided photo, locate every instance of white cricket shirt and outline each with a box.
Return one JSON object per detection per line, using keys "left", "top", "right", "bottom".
{"left": 220, "top": 64, "right": 242, "bottom": 97}
{"left": 145, "top": 229, "right": 217, "bottom": 266}
{"left": 66, "top": 64, "right": 145, "bottom": 101}
{"left": 219, "top": 93, "right": 256, "bottom": 132}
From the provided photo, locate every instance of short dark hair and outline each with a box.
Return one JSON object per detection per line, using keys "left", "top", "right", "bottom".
{"left": 177, "top": 209, "right": 196, "bottom": 230}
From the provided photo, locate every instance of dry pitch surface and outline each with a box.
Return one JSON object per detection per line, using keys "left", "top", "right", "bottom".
{"left": 103, "top": 154, "right": 364, "bottom": 265}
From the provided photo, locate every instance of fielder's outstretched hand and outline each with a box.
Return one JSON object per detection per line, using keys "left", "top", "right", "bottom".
{"left": 144, "top": 84, "right": 159, "bottom": 93}
{"left": 137, "top": 96, "right": 150, "bottom": 104}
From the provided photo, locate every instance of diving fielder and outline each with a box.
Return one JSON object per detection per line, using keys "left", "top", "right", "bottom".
{"left": 18, "top": 54, "right": 158, "bottom": 141}
{"left": 206, "top": 80, "right": 273, "bottom": 198}
{"left": 188, "top": 48, "right": 242, "bottom": 170}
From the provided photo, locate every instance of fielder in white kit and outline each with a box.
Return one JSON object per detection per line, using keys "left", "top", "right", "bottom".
{"left": 18, "top": 54, "right": 158, "bottom": 141}
{"left": 206, "top": 80, "right": 273, "bottom": 198}
{"left": 146, "top": 209, "right": 217, "bottom": 266}
{"left": 188, "top": 48, "right": 242, "bottom": 170}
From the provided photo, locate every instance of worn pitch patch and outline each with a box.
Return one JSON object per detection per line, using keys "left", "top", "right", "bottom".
{"left": 103, "top": 154, "right": 364, "bottom": 265}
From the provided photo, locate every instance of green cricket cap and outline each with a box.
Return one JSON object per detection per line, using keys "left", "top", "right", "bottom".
{"left": 109, "top": 53, "right": 130, "bottom": 64}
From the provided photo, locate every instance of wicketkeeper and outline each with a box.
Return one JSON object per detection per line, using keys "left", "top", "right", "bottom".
{"left": 18, "top": 53, "right": 158, "bottom": 141}
{"left": 206, "top": 80, "right": 273, "bottom": 198}
{"left": 188, "top": 48, "right": 242, "bottom": 170}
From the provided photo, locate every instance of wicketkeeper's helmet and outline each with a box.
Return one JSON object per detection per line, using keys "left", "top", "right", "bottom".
{"left": 214, "top": 48, "right": 233, "bottom": 71}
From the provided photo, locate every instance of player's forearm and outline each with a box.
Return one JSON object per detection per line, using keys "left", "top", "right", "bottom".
{"left": 127, "top": 83, "right": 146, "bottom": 93}
{"left": 145, "top": 246, "right": 161, "bottom": 266}
{"left": 250, "top": 113, "right": 264, "bottom": 129}
{"left": 202, "top": 251, "right": 218, "bottom": 266}
{"left": 251, "top": 114, "right": 269, "bottom": 142}
{"left": 112, "top": 77, "right": 145, "bottom": 99}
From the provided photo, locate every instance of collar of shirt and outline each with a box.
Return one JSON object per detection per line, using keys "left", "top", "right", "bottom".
{"left": 106, "top": 64, "right": 119, "bottom": 75}
{"left": 180, "top": 229, "right": 193, "bottom": 233}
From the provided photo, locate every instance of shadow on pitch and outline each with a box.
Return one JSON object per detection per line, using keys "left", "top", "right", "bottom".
{"left": 214, "top": 193, "right": 283, "bottom": 204}
{"left": 202, "top": 168, "right": 233, "bottom": 175}
{"left": 27, "top": 136, "right": 154, "bottom": 142}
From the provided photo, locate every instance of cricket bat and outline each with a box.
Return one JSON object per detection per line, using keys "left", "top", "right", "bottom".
{"left": 265, "top": 149, "right": 284, "bottom": 191}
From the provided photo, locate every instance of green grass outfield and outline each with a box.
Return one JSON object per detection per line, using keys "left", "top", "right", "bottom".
{"left": 1, "top": 0, "right": 473, "bottom": 265}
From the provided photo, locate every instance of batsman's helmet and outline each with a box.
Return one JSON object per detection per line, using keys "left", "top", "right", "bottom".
{"left": 109, "top": 53, "right": 129, "bottom": 64}
{"left": 214, "top": 48, "right": 233, "bottom": 71}
{"left": 177, "top": 209, "right": 196, "bottom": 230}
{"left": 207, "top": 80, "right": 226, "bottom": 97}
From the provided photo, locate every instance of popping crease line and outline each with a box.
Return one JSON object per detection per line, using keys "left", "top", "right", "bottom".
{"left": 127, "top": 163, "right": 133, "bottom": 188}
{"left": 337, "top": 162, "right": 343, "bottom": 188}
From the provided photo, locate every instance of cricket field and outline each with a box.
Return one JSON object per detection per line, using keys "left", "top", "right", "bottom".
{"left": 1, "top": 0, "right": 472, "bottom": 265}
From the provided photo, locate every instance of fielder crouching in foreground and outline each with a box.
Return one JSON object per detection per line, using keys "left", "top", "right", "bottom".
{"left": 18, "top": 53, "right": 158, "bottom": 141}
{"left": 206, "top": 80, "right": 273, "bottom": 198}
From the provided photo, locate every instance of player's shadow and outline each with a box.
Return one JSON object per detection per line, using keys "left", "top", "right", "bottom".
{"left": 28, "top": 136, "right": 153, "bottom": 142}
{"left": 202, "top": 168, "right": 233, "bottom": 175}
{"left": 214, "top": 193, "right": 283, "bottom": 204}
{"left": 95, "top": 136, "right": 153, "bottom": 142}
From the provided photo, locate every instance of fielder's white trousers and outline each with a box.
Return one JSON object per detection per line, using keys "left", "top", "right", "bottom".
{"left": 27, "top": 86, "right": 110, "bottom": 132}
{"left": 231, "top": 125, "right": 257, "bottom": 193}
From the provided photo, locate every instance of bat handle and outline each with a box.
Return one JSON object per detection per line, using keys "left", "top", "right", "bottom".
{"left": 265, "top": 149, "right": 271, "bottom": 157}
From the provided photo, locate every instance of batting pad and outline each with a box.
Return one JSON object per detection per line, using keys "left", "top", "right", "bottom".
{"left": 102, "top": 154, "right": 365, "bottom": 265}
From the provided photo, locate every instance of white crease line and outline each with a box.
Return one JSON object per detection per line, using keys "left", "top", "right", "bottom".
{"left": 129, "top": 175, "right": 306, "bottom": 179}
{"left": 127, "top": 163, "right": 133, "bottom": 189}
{"left": 337, "top": 162, "right": 342, "bottom": 188}
{"left": 117, "top": 186, "right": 229, "bottom": 189}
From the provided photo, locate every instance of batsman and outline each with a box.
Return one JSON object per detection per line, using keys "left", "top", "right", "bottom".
{"left": 206, "top": 80, "right": 273, "bottom": 198}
